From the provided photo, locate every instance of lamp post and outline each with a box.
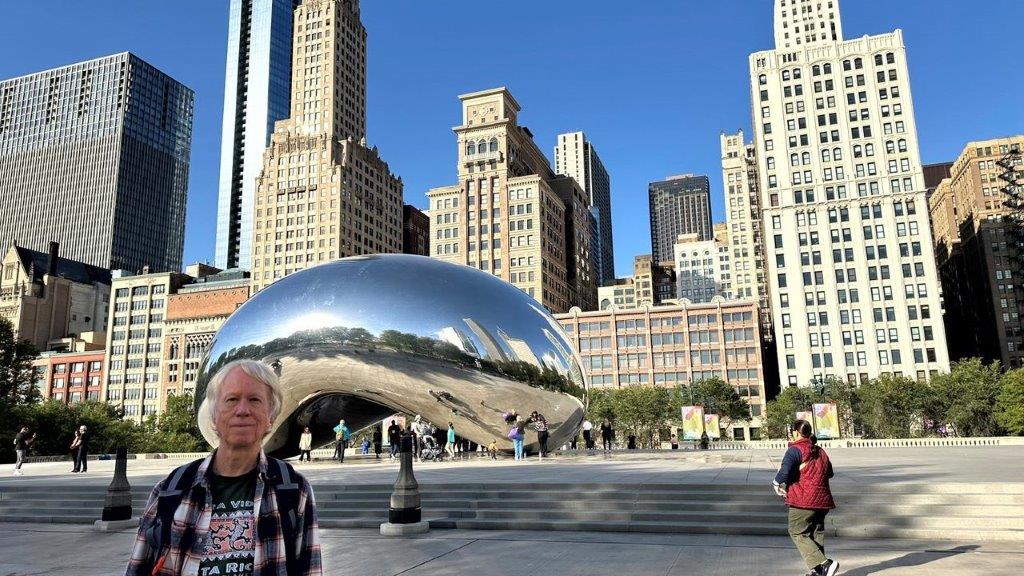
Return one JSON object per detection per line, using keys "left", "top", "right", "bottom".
{"left": 94, "top": 446, "right": 135, "bottom": 531}
{"left": 380, "top": 431, "right": 429, "bottom": 535}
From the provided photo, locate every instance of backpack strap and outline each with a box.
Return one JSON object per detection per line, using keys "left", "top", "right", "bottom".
{"left": 267, "top": 457, "right": 302, "bottom": 573}
{"left": 144, "top": 458, "right": 204, "bottom": 571}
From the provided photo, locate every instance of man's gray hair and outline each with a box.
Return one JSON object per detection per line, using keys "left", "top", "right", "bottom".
{"left": 204, "top": 359, "right": 284, "bottom": 426}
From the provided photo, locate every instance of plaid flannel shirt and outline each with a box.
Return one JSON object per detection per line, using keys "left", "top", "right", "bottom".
{"left": 125, "top": 451, "right": 322, "bottom": 576}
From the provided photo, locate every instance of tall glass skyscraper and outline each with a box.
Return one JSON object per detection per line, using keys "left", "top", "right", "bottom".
{"left": 215, "top": 0, "right": 298, "bottom": 270}
{"left": 648, "top": 174, "right": 713, "bottom": 263}
{"left": 0, "top": 52, "right": 194, "bottom": 273}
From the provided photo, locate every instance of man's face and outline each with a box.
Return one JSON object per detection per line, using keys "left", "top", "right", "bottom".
{"left": 213, "top": 367, "right": 274, "bottom": 450}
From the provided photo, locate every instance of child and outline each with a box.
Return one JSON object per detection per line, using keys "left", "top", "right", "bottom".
{"left": 488, "top": 439, "right": 498, "bottom": 460}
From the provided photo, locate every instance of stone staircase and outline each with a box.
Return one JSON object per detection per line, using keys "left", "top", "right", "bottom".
{"left": 1, "top": 482, "right": 1021, "bottom": 541}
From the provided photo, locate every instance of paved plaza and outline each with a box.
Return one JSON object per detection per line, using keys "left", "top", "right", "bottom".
{"left": 2, "top": 447, "right": 1022, "bottom": 574}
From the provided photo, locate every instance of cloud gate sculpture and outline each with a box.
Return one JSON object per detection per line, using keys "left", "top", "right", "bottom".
{"left": 194, "top": 254, "right": 588, "bottom": 457}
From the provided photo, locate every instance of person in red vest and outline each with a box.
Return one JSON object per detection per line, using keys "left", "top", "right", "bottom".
{"left": 772, "top": 419, "right": 839, "bottom": 576}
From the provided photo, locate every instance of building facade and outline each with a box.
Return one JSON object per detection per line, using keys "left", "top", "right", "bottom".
{"left": 402, "top": 204, "right": 430, "bottom": 256}
{"left": 426, "top": 87, "right": 597, "bottom": 313}
{"left": 162, "top": 268, "right": 250, "bottom": 409}
{"left": 0, "top": 242, "right": 110, "bottom": 351}
{"left": 555, "top": 301, "right": 765, "bottom": 439}
{"left": 250, "top": 0, "right": 403, "bottom": 293}
{"left": 215, "top": 0, "right": 300, "bottom": 270}
{"left": 674, "top": 232, "right": 732, "bottom": 303}
{"left": 750, "top": 0, "right": 950, "bottom": 386}
{"left": 32, "top": 350, "right": 105, "bottom": 404}
{"left": 721, "top": 131, "right": 773, "bottom": 335}
{"left": 0, "top": 52, "right": 194, "bottom": 272}
{"left": 930, "top": 136, "right": 1024, "bottom": 368}
{"left": 649, "top": 174, "right": 712, "bottom": 263}
{"left": 554, "top": 131, "right": 615, "bottom": 286}
{"left": 598, "top": 279, "right": 637, "bottom": 311}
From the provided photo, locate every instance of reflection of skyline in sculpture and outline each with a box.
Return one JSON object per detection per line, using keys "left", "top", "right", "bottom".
{"left": 194, "top": 255, "right": 587, "bottom": 457}
{"left": 463, "top": 317, "right": 510, "bottom": 362}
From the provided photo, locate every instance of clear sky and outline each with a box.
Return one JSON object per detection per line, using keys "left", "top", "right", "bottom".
{"left": 2, "top": 1, "right": 1022, "bottom": 276}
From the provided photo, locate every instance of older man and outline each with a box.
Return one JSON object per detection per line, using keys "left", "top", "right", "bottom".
{"left": 125, "top": 359, "right": 322, "bottom": 576}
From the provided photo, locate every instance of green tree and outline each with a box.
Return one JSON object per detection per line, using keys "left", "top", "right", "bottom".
{"left": 996, "top": 368, "right": 1024, "bottom": 435}
{"left": 154, "top": 393, "right": 209, "bottom": 452}
{"left": 810, "top": 375, "right": 858, "bottom": 438}
{"left": 0, "top": 317, "right": 40, "bottom": 405}
{"left": 858, "top": 374, "right": 925, "bottom": 438}
{"left": 586, "top": 388, "right": 616, "bottom": 424}
{"left": 682, "top": 377, "right": 751, "bottom": 430}
{"left": 612, "top": 385, "right": 673, "bottom": 448}
{"left": 763, "top": 386, "right": 817, "bottom": 439}
{"left": 930, "top": 359, "right": 1004, "bottom": 437}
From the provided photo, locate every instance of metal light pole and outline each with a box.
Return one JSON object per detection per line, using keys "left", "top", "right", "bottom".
{"left": 94, "top": 446, "right": 135, "bottom": 531}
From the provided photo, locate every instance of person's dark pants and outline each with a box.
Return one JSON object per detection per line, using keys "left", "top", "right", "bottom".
{"left": 538, "top": 430, "right": 549, "bottom": 456}
{"left": 73, "top": 448, "right": 88, "bottom": 472}
{"left": 390, "top": 441, "right": 399, "bottom": 457}
{"left": 374, "top": 443, "right": 382, "bottom": 458}
{"left": 570, "top": 439, "right": 577, "bottom": 450}
{"left": 602, "top": 436, "right": 612, "bottom": 451}
{"left": 583, "top": 430, "right": 593, "bottom": 450}
{"left": 788, "top": 508, "right": 829, "bottom": 570}
{"left": 334, "top": 440, "right": 348, "bottom": 461}
{"left": 299, "top": 450, "right": 312, "bottom": 461}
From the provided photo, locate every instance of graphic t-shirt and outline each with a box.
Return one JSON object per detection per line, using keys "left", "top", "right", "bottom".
{"left": 199, "top": 468, "right": 258, "bottom": 576}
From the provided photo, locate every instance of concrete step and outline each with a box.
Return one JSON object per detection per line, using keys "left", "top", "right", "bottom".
{"left": 835, "top": 524, "right": 1024, "bottom": 542}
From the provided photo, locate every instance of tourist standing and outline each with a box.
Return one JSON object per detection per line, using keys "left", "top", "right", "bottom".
{"left": 670, "top": 434, "right": 679, "bottom": 450}
{"left": 124, "top": 359, "right": 322, "bottom": 576}
{"left": 372, "top": 426, "right": 383, "bottom": 459}
{"left": 333, "top": 419, "right": 351, "bottom": 462}
{"left": 510, "top": 416, "right": 526, "bottom": 461}
{"left": 600, "top": 418, "right": 614, "bottom": 452}
{"left": 12, "top": 426, "right": 35, "bottom": 476}
{"left": 627, "top": 432, "right": 637, "bottom": 450}
{"left": 71, "top": 425, "right": 89, "bottom": 473}
{"left": 772, "top": 420, "right": 839, "bottom": 576}
{"left": 387, "top": 419, "right": 402, "bottom": 459}
{"left": 530, "top": 411, "right": 549, "bottom": 458}
{"left": 488, "top": 439, "right": 498, "bottom": 460}
{"left": 445, "top": 423, "right": 457, "bottom": 460}
{"left": 582, "top": 419, "right": 594, "bottom": 452}
{"left": 298, "top": 427, "right": 313, "bottom": 462}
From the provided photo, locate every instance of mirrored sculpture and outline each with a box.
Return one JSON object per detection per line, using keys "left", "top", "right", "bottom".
{"left": 195, "top": 254, "right": 588, "bottom": 457}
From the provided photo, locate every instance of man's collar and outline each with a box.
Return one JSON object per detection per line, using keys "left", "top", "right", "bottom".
{"left": 194, "top": 449, "right": 270, "bottom": 487}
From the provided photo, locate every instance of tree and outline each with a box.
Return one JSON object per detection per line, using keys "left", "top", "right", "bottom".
{"left": 810, "top": 375, "right": 858, "bottom": 438}
{"left": 586, "top": 388, "right": 616, "bottom": 424}
{"left": 858, "top": 374, "right": 925, "bottom": 438}
{"left": 928, "top": 359, "right": 1004, "bottom": 437}
{"left": 996, "top": 368, "right": 1024, "bottom": 436}
{"left": 763, "top": 386, "right": 817, "bottom": 439}
{"left": 0, "top": 317, "right": 40, "bottom": 405}
{"left": 611, "top": 385, "right": 673, "bottom": 448}
{"left": 682, "top": 377, "right": 751, "bottom": 429}
{"left": 155, "top": 393, "right": 209, "bottom": 452}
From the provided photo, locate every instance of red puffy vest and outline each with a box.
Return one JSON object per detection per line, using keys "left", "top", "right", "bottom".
{"left": 785, "top": 438, "right": 836, "bottom": 510}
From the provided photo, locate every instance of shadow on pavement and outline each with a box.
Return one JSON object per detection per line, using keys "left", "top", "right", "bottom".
{"left": 841, "top": 544, "right": 979, "bottom": 575}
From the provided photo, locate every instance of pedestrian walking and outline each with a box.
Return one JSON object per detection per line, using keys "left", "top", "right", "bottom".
{"left": 772, "top": 419, "right": 839, "bottom": 576}
{"left": 70, "top": 425, "right": 89, "bottom": 473}
{"left": 670, "top": 434, "right": 679, "bottom": 450}
{"left": 372, "top": 426, "right": 383, "bottom": 459}
{"left": 124, "top": 359, "right": 322, "bottom": 576}
{"left": 298, "top": 426, "right": 313, "bottom": 462}
{"left": 627, "top": 432, "right": 637, "bottom": 450}
{"left": 411, "top": 415, "right": 429, "bottom": 460}
{"left": 333, "top": 419, "right": 351, "bottom": 462}
{"left": 509, "top": 416, "right": 526, "bottom": 461}
{"left": 582, "top": 419, "right": 594, "bottom": 452}
{"left": 600, "top": 418, "right": 614, "bottom": 452}
{"left": 359, "top": 437, "right": 370, "bottom": 455}
{"left": 530, "top": 411, "right": 549, "bottom": 458}
{"left": 387, "top": 419, "right": 402, "bottom": 459}
{"left": 699, "top": 431, "right": 710, "bottom": 450}
{"left": 487, "top": 439, "right": 498, "bottom": 460}
{"left": 12, "top": 426, "right": 36, "bottom": 476}
{"left": 445, "top": 423, "right": 457, "bottom": 460}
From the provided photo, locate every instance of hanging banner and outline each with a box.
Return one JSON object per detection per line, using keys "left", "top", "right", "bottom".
{"left": 812, "top": 403, "right": 840, "bottom": 439}
{"left": 680, "top": 405, "right": 705, "bottom": 440}
{"left": 795, "top": 411, "right": 813, "bottom": 428}
{"left": 703, "top": 414, "right": 721, "bottom": 439}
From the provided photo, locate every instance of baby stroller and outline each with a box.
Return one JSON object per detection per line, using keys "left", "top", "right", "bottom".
{"left": 420, "top": 435, "right": 444, "bottom": 461}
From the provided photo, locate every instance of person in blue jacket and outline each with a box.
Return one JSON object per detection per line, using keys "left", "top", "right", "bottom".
{"left": 332, "top": 419, "right": 351, "bottom": 463}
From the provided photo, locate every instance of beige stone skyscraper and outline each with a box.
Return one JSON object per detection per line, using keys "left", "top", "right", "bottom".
{"left": 250, "top": 0, "right": 402, "bottom": 292}
{"left": 426, "top": 87, "right": 597, "bottom": 313}
{"left": 751, "top": 0, "right": 949, "bottom": 386}
{"left": 721, "top": 130, "right": 772, "bottom": 335}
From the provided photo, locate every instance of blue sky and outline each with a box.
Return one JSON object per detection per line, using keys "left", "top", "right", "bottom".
{"left": 2, "top": 1, "right": 1022, "bottom": 276}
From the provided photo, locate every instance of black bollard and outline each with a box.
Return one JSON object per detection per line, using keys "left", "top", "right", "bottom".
{"left": 380, "top": 431, "right": 429, "bottom": 535}
{"left": 95, "top": 446, "right": 134, "bottom": 531}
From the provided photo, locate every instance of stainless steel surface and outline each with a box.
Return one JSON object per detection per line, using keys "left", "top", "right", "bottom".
{"left": 195, "top": 254, "right": 587, "bottom": 457}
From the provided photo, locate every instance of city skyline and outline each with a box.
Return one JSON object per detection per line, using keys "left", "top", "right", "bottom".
{"left": 1, "top": 2, "right": 1023, "bottom": 277}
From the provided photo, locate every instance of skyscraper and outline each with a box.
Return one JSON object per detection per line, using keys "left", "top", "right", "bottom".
{"left": 215, "top": 0, "right": 299, "bottom": 271}
{"left": 426, "top": 87, "right": 597, "bottom": 314}
{"left": 554, "top": 132, "right": 615, "bottom": 286}
{"left": 649, "top": 174, "right": 712, "bottom": 263}
{"left": 250, "top": 0, "right": 403, "bottom": 292}
{"left": 751, "top": 0, "right": 950, "bottom": 386}
{"left": 721, "top": 130, "right": 772, "bottom": 335}
{"left": 0, "top": 52, "right": 194, "bottom": 273}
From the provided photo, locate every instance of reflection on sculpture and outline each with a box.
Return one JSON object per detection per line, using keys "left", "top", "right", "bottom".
{"left": 194, "top": 254, "right": 588, "bottom": 457}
